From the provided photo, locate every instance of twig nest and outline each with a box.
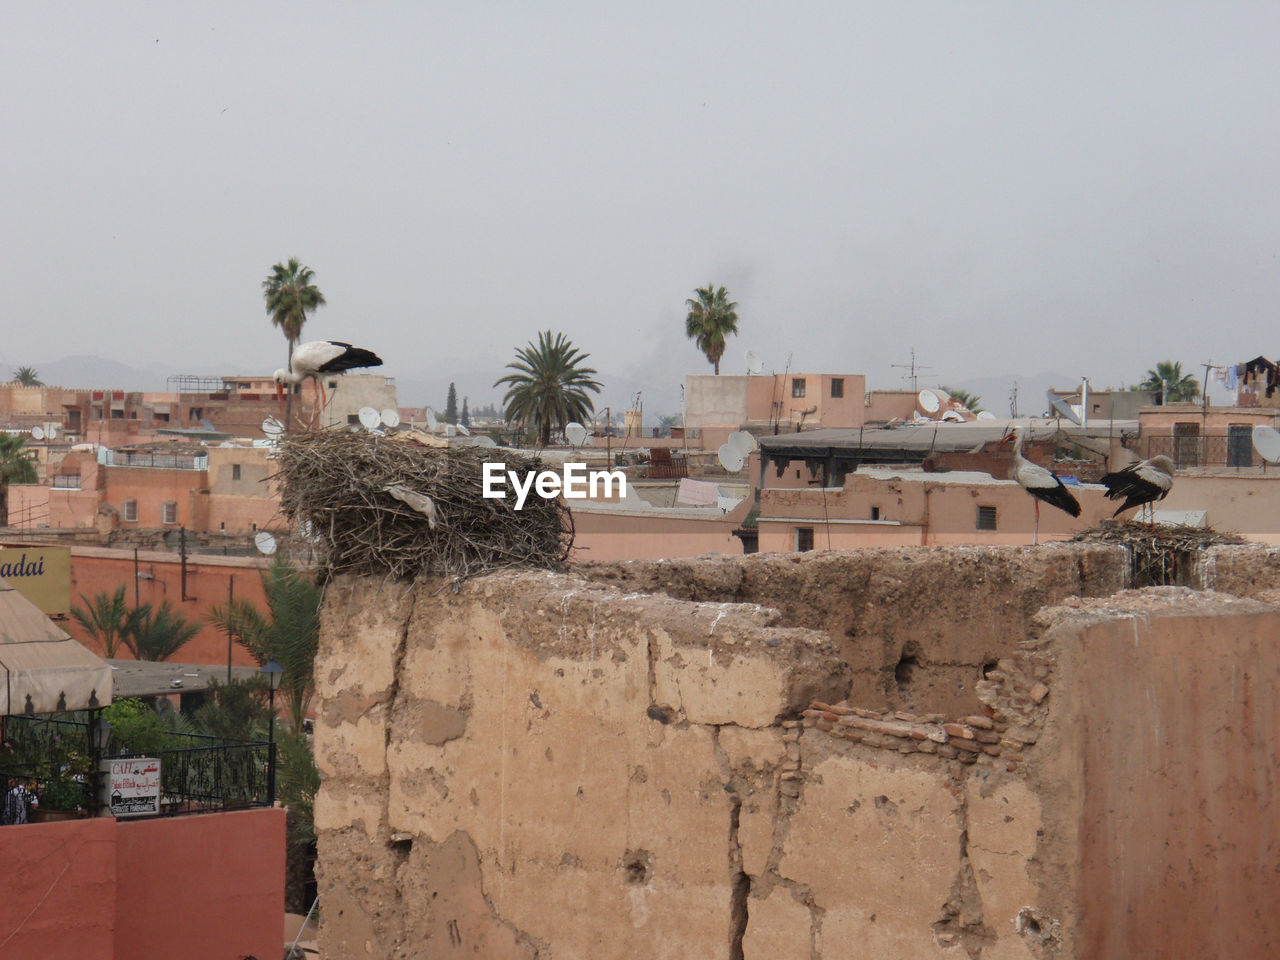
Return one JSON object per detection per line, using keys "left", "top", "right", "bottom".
{"left": 275, "top": 432, "right": 572, "bottom": 580}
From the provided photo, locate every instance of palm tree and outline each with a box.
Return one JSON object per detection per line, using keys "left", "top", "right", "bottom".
{"left": 206, "top": 555, "right": 320, "bottom": 735}
{"left": 121, "top": 600, "right": 200, "bottom": 661}
{"left": 11, "top": 367, "right": 43, "bottom": 386}
{"left": 71, "top": 587, "right": 145, "bottom": 658}
{"left": 940, "top": 386, "right": 984, "bottom": 413}
{"left": 494, "top": 331, "right": 603, "bottom": 447}
{"left": 0, "top": 433, "right": 38, "bottom": 526}
{"left": 1139, "top": 361, "right": 1199, "bottom": 404}
{"left": 262, "top": 258, "right": 326, "bottom": 367}
{"left": 685, "top": 284, "right": 740, "bottom": 374}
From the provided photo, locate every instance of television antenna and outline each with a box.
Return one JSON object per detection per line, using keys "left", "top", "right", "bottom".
{"left": 891, "top": 348, "right": 933, "bottom": 392}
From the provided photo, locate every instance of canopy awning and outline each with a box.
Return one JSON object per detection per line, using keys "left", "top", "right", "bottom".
{"left": 0, "top": 578, "right": 112, "bottom": 715}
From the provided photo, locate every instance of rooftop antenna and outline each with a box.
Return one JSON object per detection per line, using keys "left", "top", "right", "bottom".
{"left": 891, "top": 348, "right": 932, "bottom": 393}
{"left": 1009, "top": 381, "right": 1020, "bottom": 419}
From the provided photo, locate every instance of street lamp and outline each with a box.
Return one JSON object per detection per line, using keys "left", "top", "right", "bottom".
{"left": 261, "top": 659, "right": 284, "bottom": 805}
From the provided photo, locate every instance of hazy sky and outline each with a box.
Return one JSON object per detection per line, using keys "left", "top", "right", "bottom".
{"left": 3, "top": 2, "right": 1278, "bottom": 411}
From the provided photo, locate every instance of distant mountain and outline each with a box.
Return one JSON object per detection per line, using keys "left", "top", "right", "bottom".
{"left": 30, "top": 355, "right": 222, "bottom": 392}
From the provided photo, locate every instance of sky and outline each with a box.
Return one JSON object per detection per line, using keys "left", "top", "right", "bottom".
{"left": 3, "top": 2, "right": 1279, "bottom": 414}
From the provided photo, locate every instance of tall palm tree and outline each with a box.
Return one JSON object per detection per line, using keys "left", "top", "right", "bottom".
{"left": 685, "top": 284, "right": 740, "bottom": 374}
{"left": 11, "top": 367, "right": 43, "bottom": 386}
{"left": 1139, "top": 361, "right": 1199, "bottom": 404}
{"left": 494, "top": 331, "right": 603, "bottom": 447}
{"left": 206, "top": 554, "right": 320, "bottom": 735}
{"left": 71, "top": 587, "right": 145, "bottom": 658}
{"left": 121, "top": 600, "right": 200, "bottom": 661}
{"left": 263, "top": 259, "right": 326, "bottom": 430}
{"left": 0, "top": 433, "right": 38, "bottom": 526}
{"left": 262, "top": 258, "right": 327, "bottom": 367}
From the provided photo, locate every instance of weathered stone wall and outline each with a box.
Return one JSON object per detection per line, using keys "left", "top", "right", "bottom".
{"left": 579, "top": 545, "right": 1126, "bottom": 715}
{"left": 314, "top": 548, "right": 1280, "bottom": 959}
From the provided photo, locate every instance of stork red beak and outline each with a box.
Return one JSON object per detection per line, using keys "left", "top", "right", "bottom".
{"left": 276, "top": 383, "right": 285, "bottom": 404}
{"left": 998, "top": 433, "right": 1015, "bottom": 446}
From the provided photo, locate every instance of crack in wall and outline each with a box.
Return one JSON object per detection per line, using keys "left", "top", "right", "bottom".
{"left": 712, "top": 726, "right": 752, "bottom": 960}
{"left": 932, "top": 789, "right": 997, "bottom": 959}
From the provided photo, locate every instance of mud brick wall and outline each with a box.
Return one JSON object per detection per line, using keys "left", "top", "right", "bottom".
{"left": 578, "top": 544, "right": 1126, "bottom": 714}
{"left": 314, "top": 552, "right": 1280, "bottom": 960}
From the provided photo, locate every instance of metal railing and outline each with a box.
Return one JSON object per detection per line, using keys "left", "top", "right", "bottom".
{"left": 1145, "top": 434, "right": 1256, "bottom": 470}
{"left": 107, "top": 741, "right": 274, "bottom": 815}
{"left": 96, "top": 448, "right": 209, "bottom": 470}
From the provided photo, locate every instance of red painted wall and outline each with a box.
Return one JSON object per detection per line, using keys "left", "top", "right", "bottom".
{"left": 0, "top": 818, "right": 117, "bottom": 960}
{"left": 0, "top": 808, "right": 284, "bottom": 960}
{"left": 115, "top": 809, "right": 286, "bottom": 960}
{"left": 67, "top": 547, "right": 273, "bottom": 665}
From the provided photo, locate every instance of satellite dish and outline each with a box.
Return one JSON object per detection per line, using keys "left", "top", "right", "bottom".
{"left": 425, "top": 407, "right": 438, "bottom": 431}
{"left": 262, "top": 417, "right": 284, "bottom": 439}
{"left": 565, "top": 422, "right": 588, "bottom": 447}
{"left": 456, "top": 423, "right": 471, "bottom": 436}
{"left": 1045, "top": 391, "right": 1083, "bottom": 425}
{"left": 975, "top": 410, "right": 996, "bottom": 421}
{"left": 941, "top": 410, "right": 965, "bottom": 422}
{"left": 254, "top": 531, "right": 277, "bottom": 556}
{"left": 1253, "top": 425, "right": 1280, "bottom": 463}
{"left": 471, "top": 435, "right": 498, "bottom": 448}
{"left": 917, "top": 390, "right": 941, "bottom": 414}
{"left": 358, "top": 407, "right": 381, "bottom": 430}
{"left": 745, "top": 349, "right": 764, "bottom": 375}
{"left": 727, "top": 431, "right": 756, "bottom": 457}
{"left": 717, "top": 443, "right": 745, "bottom": 472}
{"left": 381, "top": 408, "right": 400, "bottom": 428}
{"left": 31, "top": 426, "right": 44, "bottom": 440}
{"left": 46, "top": 425, "right": 59, "bottom": 439}
{"left": 298, "top": 520, "right": 319, "bottom": 543}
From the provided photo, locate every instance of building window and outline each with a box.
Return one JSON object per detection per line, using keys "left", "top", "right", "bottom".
{"left": 795, "top": 526, "right": 815, "bottom": 551}
{"left": 161, "top": 501, "right": 177, "bottom": 524}
{"left": 155, "top": 412, "right": 170, "bottom": 422}
{"left": 1228, "top": 424, "right": 1253, "bottom": 468}
{"left": 123, "top": 499, "right": 138, "bottom": 523}
{"left": 791, "top": 378, "right": 806, "bottom": 398}
{"left": 831, "top": 378, "right": 844, "bottom": 399}
{"left": 347, "top": 414, "right": 361, "bottom": 425}
{"left": 870, "top": 506, "right": 880, "bottom": 521}
{"left": 976, "top": 505, "right": 997, "bottom": 531}
{"left": 232, "top": 464, "right": 241, "bottom": 481}
{"left": 111, "top": 409, "right": 124, "bottom": 419}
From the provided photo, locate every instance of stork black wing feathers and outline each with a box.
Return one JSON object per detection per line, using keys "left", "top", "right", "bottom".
{"left": 1100, "top": 464, "right": 1167, "bottom": 517}
{"left": 318, "top": 342, "right": 383, "bottom": 373}
{"left": 1032, "top": 478, "right": 1082, "bottom": 518}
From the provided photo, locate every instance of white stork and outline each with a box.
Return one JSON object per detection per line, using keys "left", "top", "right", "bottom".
{"left": 274, "top": 340, "right": 383, "bottom": 415}
{"left": 1000, "top": 426, "right": 1081, "bottom": 544}
{"left": 1100, "top": 455, "right": 1175, "bottom": 522}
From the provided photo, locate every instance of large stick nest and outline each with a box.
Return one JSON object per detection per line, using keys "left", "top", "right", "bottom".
{"left": 1073, "top": 519, "right": 1243, "bottom": 587}
{"left": 275, "top": 432, "right": 572, "bottom": 580}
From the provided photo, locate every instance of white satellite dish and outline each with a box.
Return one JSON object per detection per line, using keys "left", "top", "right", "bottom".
{"left": 381, "top": 408, "right": 400, "bottom": 428}
{"left": 358, "top": 407, "right": 381, "bottom": 430}
{"left": 717, "top": 443, "right": 745, "bottom": 472}
{"left": 456, "top": 423, "right": 471, "bottom": 436}
{"left": 254, "top": 531, "right": 277, "bottom": 556}
{"left": 565, "top": 422, "right": 588, "bottom": 447}
{"left": 1253, "top": 425, "right": 1280, "bottom": 463}
{"left": 298, "top": 520, "right": 319, "bottom": 543}
{"left": 975, "top": 410, "right": 996, "bottom": 421}
{"left": 941, "top": 410, "right": 965, "bottom": 422}
{"left": 46, "top": 424, "right": 59, "bottom": 439}
{"left": 425, "top": 407, "right": 438, "bottom": 431}
{"left": 917, "top": 390, "right": 941, "bottom": 414}
{"left": 471, "top": 435, "right": 498, "bottom": 448}
{"left": 1045, "top": 391, "right": 1082, "bottom": 425}
{"left": 262, "top": 417, "right": 284, "bottom": 439}
{"left": 745, "top": 349, "right": 764, "bottom": 375}
{"left": 727, "top": 431, "right": 756, "bottom": 457}
{"left": 30, "top": 426, "right": 44, "bottom": 440}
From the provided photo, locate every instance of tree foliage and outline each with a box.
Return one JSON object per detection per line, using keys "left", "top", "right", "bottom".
{"left": 494, "top": 331, "right": 603, "bottom": 446}
{"left": 11, "top": 367, "right": 42, "bottom": 386}
{"left": 121, "top": 600, "right": 200, "bottom": 661}
{"left": 0, "top": 433, "right": 39, "bottom": 526}
{"left": 72, "top": 587, "right": 144, "bottom": 658}
{"left": 262, "top": 258, "right": 326, "bottom": 366}
{"left": 685, "top": 284, "right": 740, "bottom": 375}
{"left": 444, "top": 382, "right": 459, "bottom": 424}
{"left": 460, "top": 397, "right": 470, "bottom": 429}
{"left": 206, "top": 554, "right": 320, "bottom": 735}
{"left": 940, "top": 386, "right": 984, "bottom": 413}
{"left": 1138, "top": 361, "right": 1199, "bottom": 403}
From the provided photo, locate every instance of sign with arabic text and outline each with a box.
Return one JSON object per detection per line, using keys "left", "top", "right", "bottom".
{"left": 101, "top": 757, "right": 161, "bottom": 817}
